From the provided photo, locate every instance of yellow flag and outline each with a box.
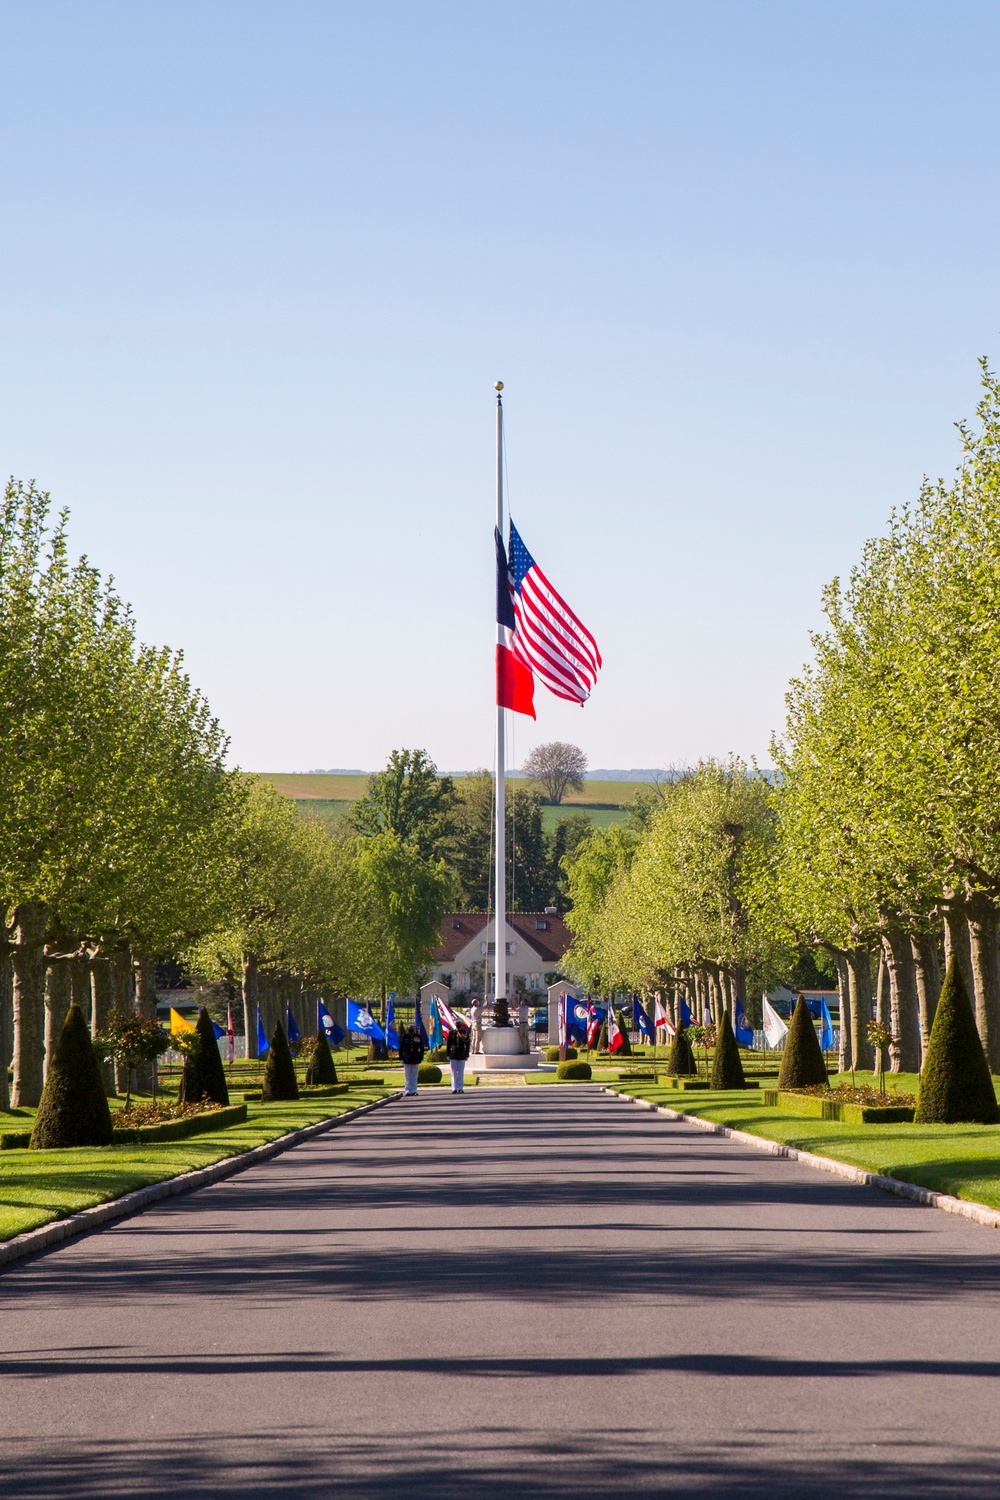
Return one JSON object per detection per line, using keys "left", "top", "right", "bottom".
{"left": 170, "top": 1007, "right": 196, "bottom": 1034}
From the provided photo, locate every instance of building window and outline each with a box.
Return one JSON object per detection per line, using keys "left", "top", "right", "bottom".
{"left": 536, "top": 919, "right": 548, "bottom": 930}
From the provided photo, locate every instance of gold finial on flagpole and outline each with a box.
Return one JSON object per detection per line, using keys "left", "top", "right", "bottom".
{"left": 494, "top": 380, "right": 504, "bottom": 391}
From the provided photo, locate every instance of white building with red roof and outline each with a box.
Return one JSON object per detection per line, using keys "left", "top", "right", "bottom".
{"left": 430, "top": 908, "right": 573, "bottom": 1000}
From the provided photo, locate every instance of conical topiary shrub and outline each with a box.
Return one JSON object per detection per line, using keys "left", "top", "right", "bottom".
{"left": 614, "top": 1009, "right": 632, "bottom": 1056}
{"left": 778, "top": 995, "right": 828, "bottom": 1088}
{"left": 30, "top": 1004, "right": 113, "bottom": 1149}
{"left": 305, "top": 1028, "right": 338, "bottom": 1085}
{"left": 262, "top": 1022, "right": 299, "bottom": 1101}
{"left": 666, "top": 1027, "right": 697, "bottom": 1076}
{"left": 178, "top": 1008, "right": 229, "bottom": 1106}
{"left": 711, "top": 1010, "right": 747, "bottom": 1089}
{"left": 915, "top": 957, "right": 999, "bottom": 1124}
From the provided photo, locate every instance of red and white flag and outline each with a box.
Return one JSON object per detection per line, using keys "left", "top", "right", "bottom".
{"left": 495, "top": 521, "right": 601, "bottom": 716}
{"left": 654, "top": 995, "right": 675, "bottom": 1037}
{"left": 226, "top": 1001, "right": 235, "bottom": 1062}
{"left": 586, "top": 1001, "right": 601, "bottom": 1049}
{"left": 607, "top": 1005, "right": 624, "bottom": 1054}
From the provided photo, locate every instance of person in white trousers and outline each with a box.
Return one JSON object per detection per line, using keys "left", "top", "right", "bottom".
{"left": 398, "top": 1024, "right": 424, "bottom": 1095}
{"left": 446, "top": 1021, "right": 471, "bottom": 1093}
{"left": 469, "top": 997, "right": 485, "bottom": 1054}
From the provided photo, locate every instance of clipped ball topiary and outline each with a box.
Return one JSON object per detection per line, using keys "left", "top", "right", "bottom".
{"left": 261, "top": 1022, "right": 300, "bottom": 1102}
{"left": 30, "top": 1004, "right": 113, "bottom": 1149}
{"left": 778, "top": 995, "right": 828, "bottom": 1089}
{"left": 711, "top": 1009, "right": 747, "bottom": 1090}
{"left": 666, "top": 1028, "right": 697, "bottom": 1076}
{"left": 417, "top": 1064, "right": 442, "bottom": 1084}
{"left": 556, "top": 1060, "right": 592, "bottom": 1080}
{"left": 178, "top": 1008, "right": 229, "bottom": 1106}
{"left": 305, "top": 1029, "right": 338, "bottom": 1086}
{"left": 544, "top": 1045, "right": 578, "bottom": 1061}
{"left": 915, "top": 957, "right": 999, "bottom": 1124}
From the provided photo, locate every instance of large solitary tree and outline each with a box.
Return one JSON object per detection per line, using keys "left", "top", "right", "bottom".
{"left": 521, "top": 742, "right": 587, "bottom": 805}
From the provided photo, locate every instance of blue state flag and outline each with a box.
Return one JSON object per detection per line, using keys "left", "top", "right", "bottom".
{"left": 347, "top": 999, "right": 386, "bottom": 1042}
{"left": 211, "top": 1020, "right": 226, "bottom": 1040}
{"left": 819, "top": 998, "right": 834, "bottom": 1052}
{"left": 317, "top": 999, "right": 346, "bottom": 1048}
{"left": 256, "top": 1005, "right": 269, "bottom": 1057}
{"left": 429, "top": 997, "right": 443, "bottom": 1049}
{"left": 734, "top": 1002, "right": 754, "bottom": 1046}
{"left": 566, "top": 1000, "right": 590, "bottom": 1045}
{"left": 286, "top": 1006, "right": 300, "bottom": 1045}
{"left": 632, "top": 996, "right": 654, "bottom": 1044}
{"left": 679, "top": 998, "right": 693, "bottom": 1027}
{"left": 414, "top": 993, "right": 429, "bottom": 1046}
{"left": 386, "top": 993, "right": 399, "bottom": 1051}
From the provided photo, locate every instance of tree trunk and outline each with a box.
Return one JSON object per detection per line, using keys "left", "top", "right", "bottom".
{"left": 910, "top": 931, "right": 941, "bottom": 1066}
{"left": 881, "top": 924, "right": 921, "bottom": 1073}
{"left": 12, "top": 902, "right": 47, "bottom": 1108}
{"left": 43, "top": 955, "right": 72, "bottom": 1080}
{"left": 832, "top": 949, "right": 849, "bottom": 1074}
{"left": 133, "top": 956, "right": 159, "bottom": 1094}
{"left": 111, "top": 946, "right": 135, "bottom": 1094}
{"left": 242, "top": 952, "right": 259, "bottom": 1060}
{"left": 871, "top": 950, "right": 890, "bottom": 1079}
{"left": 943, "top": 904, "right": 976, "bottom": 1008}
{"left": 844, "top": 947, "right": 874, "bottom": 1071}
{"left": 965, "top": 892, "right": 1000, "bottom": 1073}
{"left": 0, "top": 955, "right": 12, "bottom": 1113}
{"left": 89, "top": 956, "right": 115, "bottom": 1092}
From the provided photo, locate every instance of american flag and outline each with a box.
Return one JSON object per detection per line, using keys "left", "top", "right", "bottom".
{"left": 507, "top": 520, "right": 601, "bottom": 705}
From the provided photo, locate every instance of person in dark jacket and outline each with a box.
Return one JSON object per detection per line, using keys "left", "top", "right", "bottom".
{"left": 446, "top": 1022, "right": 471, "bottom": 1094}
{"left": 399, "top": 1024, "right": 425, "bottom": 1096}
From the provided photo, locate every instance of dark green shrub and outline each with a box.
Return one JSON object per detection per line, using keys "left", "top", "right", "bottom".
{"left": 544, "top": 1045, "right": 577, "bottom": 1061}
{"left": 666, "top": 1028, "right": 697, "bottom": 1076}
{"left": 178, "top": 1008, "right": 229, "bottom": 1106}
{"left": 305, "top": 1028, "right": 338, "bottom": 1086}
{"left": 556, "top": 1060, "right": 592, "bottom": 1080}
{"left": 613, "top": 1009, "right": 632, "bottom": 1056}
{"left": 915, "top": 957, "right": 999, "bottom": 1124}
{"left": 30, "top": 1004, "right": 113, "bottom": 1149}
{"left": 261, "top": 1023, "right": 299, "bottom": 1102}
{"left": 778, "top": 996, "right": 828, "bottom": 1089}
{"left": 711, "top": 1010, "right": 747, "bottom": 1090}
{"left": 417, "top": 1064, "right": 442, "bottom": 1083}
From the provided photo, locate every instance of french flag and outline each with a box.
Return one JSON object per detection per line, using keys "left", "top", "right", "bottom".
{"left": 607, "top": 1006, "right": 625, "bottom": 1054}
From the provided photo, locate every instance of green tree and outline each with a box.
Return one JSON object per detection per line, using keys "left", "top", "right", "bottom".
{"left": 350, "top": 749, "right": 456, "bottom": 860}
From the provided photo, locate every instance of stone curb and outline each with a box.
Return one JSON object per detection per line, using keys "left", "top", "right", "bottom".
{"left": 603, "top": 1087, "right": 1000, "bottom": 1233}
{"left": 0, "top": 1091, "right": 401, "bottom": 1273}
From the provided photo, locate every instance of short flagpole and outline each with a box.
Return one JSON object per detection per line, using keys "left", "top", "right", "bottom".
{"left": 494, "top": 381, "right": 507, "bottom": 1020}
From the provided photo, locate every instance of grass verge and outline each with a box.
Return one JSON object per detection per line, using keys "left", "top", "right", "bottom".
{"left": 611, "top": 1071, "right": 1000, "bottom": 1212}
{"left": 0, "top": 1088, "right": 388, "bottom": 1243}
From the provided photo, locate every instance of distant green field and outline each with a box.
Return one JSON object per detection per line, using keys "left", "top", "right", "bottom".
{"left": 257, "top": 771, "right": 643, "bottom": 816}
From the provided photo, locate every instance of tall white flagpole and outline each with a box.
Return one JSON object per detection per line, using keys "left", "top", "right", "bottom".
{"left": 494, "top": 380, "right": 506, "bottom": 1014}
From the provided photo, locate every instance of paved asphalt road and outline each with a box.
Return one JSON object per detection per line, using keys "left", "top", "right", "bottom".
{"left": 3, "top": 1086, "right": 1000, "bottom": 1499}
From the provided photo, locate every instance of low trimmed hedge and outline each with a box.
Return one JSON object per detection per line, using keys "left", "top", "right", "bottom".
{"left": 761, "top": 1089, "right": 914, "bottom": 1124}
{"left": 2, "top": 1102, "right": 249, "bottom": 1152}
{"left": 556, "top": 1061, "right": 592, "bottom": 1081}
{"left": 544, "top": 1046, "right": 578, "bottom": 1062}
{"left": 242, "top": 1084, "right": 351, "bottom": 1101}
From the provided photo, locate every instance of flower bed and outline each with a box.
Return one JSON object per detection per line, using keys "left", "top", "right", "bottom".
{"left": 761, "top": 1088, "right": 915, "bottom": 1124}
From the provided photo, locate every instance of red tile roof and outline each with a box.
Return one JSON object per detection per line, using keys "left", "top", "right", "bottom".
{"left": 432, "top": 912, "right": 572, "bottom": 965}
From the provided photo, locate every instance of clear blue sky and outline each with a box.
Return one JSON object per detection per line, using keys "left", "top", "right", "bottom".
{"left": 2, "top": 1, "right": 998, "bottom": 773}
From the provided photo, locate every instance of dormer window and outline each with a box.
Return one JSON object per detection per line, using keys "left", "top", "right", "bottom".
{"left": 452, "top": 921, "right": 461, "bottom": 929}
{"left": 536, "top": 919, "right": 548, "bottom": 930}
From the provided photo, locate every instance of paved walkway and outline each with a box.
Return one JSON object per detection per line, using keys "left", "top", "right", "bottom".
{"left": 3, "top": 1086, "right": 1000, "bottom": 1498}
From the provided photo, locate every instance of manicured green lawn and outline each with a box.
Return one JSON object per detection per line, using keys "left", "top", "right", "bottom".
{"left": 613, "top": 1073, "right": 1000, "bottom": 1212}
{"left": 0, "top": 1088, "right": 389, "bottom": 1243}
